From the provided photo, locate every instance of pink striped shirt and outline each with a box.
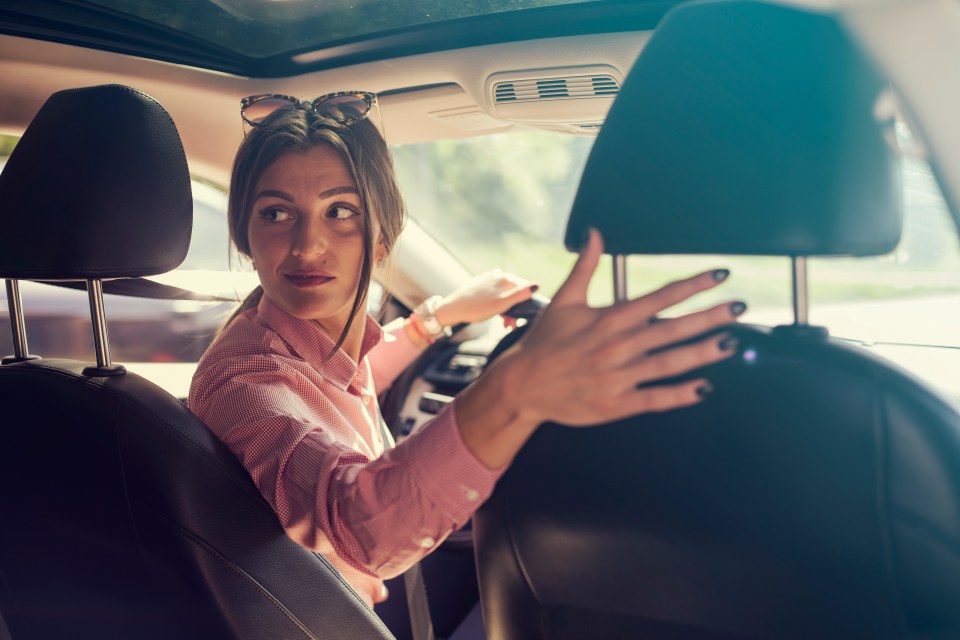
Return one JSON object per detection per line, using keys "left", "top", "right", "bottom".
{"left": 188, "top": 294, "right": 502, "bottom": 606}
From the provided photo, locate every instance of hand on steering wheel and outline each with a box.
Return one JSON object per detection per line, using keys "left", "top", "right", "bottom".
{"left": 433, "top": 269, "right": 539, "bottom": 327}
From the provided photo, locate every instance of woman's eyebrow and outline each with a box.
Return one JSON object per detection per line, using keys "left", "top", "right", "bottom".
{"left": 254, "top": 189, "right": 294, "bottom": 201}
{"left": 319, "top": 186, "right": 359, "bottom": 199}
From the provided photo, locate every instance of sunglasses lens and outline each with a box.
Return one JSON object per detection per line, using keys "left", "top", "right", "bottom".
{"left": 242, "top": 97, "right": 297, "bottom": 124}
{"left": 315, "top": 95, "right": 371, "bottom": 122}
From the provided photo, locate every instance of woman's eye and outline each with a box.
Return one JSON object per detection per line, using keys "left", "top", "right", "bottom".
{"left": 260, "top": 207, "right": 292, "bottom": 223}
{"left": 329, "top": 205, "right": 359, "bottom": 220}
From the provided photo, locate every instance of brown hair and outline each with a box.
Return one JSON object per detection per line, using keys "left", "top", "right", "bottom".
{"left": 223, "top": 106, "right": 405, "bottom": 354}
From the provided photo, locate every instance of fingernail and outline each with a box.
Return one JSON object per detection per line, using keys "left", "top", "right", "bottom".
{"left": 718, "top": 336, "right": 738, "bottom": 352}
{"left": 729, "top": 301, "right": 747, "bottom": 317}
{"left": 530, "top": 284, "right": 540, "bottom": 293}
{"left": 580, "top": 226, "right": 594, "bottom": 250}
{"left": 696, "top": 382, "right": 713, "bottom": 398}
{"left": 712, "top": 269, "right": 730, "bottom": 282}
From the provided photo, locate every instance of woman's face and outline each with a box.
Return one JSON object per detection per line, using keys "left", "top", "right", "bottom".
{"left": 247, "top": 145, "right": 384, "bottom": 337}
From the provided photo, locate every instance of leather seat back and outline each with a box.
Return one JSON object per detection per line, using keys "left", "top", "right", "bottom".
{"left": 476, "top": 326, "right": 960, "bottom": 639}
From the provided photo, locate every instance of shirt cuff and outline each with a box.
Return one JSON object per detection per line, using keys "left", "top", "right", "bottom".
{"left": 398, "top": 403, "right": 505, "bottom": 522}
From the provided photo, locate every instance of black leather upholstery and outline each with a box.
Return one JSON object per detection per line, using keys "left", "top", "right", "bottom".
{"left": 0, "top": 85, "right": 393, "bottom": 639}
{"left": 475, "top": 326, "right": 960, "bottom": 639}
{"left": 474, "top": 2, "right": 960, "bottom": 639}
{"left": 565, "top": 0, "right": 901, "bottom": 257}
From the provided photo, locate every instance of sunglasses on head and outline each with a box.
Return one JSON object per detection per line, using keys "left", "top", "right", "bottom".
{"left": 240, "top": 91, "right": 377, "bottom": 127}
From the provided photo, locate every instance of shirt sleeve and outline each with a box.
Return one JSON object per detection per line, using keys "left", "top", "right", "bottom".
{"left": 191, "top": 356, "right": 502, "bottom": 580}
{"left": 367, "top": 318, "right": 422, "bottom": 391}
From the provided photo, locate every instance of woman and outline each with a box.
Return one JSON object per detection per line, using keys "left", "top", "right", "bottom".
{"left": 189, "top": 93, "right": 744, "bottom": 607}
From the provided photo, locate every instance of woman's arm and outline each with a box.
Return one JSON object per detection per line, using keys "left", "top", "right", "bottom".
{"left": 368, "top": 270, "right": 538, "bottom": 390}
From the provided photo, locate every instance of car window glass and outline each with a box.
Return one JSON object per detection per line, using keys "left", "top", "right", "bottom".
{"left": 392, "top": 131, "right": 789, "bottom": 316}
{"left": 392, "top": 129, "right": 960, "bottom": 351}
{"left": 63, "top": 0, "right": 607, "bottom": 58}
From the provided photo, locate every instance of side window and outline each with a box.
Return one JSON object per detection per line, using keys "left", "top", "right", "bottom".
{"left": 807, "top": 153, "right": 960, "bottom": 401}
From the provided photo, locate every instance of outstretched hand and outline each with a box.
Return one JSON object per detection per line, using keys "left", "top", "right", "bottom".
{"left": 433, "top": 269, "right": 538, "bottom": 326}
{"left": 504, "top": 227, "right": 743, "bottom": 427}
{"left": 454, "top": 228, "right": 744, "bottom": 469}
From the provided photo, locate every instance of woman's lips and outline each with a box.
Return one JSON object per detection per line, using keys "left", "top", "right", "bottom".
{"left": 284, "top": 272, "right": 334, "bottom": 288}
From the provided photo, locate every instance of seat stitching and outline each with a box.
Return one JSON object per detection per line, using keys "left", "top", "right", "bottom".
{"left": 138, "top": 503, "right": 320, "bottom": 640}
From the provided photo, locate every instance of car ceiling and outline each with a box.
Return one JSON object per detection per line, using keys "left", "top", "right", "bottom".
{"left": 0, "top": 2, "right": 671, "bottom": 186}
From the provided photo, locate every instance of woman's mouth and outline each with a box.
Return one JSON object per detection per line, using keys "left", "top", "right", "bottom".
{"left": 284, "top": 272, "right": 334, "bottom": 288}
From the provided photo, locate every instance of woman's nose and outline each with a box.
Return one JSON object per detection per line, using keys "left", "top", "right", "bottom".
{"left": 292, "top": 220, "right": 328, "bottom": 258}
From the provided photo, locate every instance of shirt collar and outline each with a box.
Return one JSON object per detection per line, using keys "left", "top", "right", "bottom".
{"left": 256, "top": 294, "right": 383, "bottom": 391}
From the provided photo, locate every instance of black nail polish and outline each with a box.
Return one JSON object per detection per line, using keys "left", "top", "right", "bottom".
{"left": 712, "top": 269, "right": 730, "bottom": 282}
{"left": 729, "top": 301, "right": 747, "bottom": 316}
{"left": 718, "top": 336, "right": 738, "bottom": 352}
{"left": 696, "top": 382, "right": 713, "bottom": 398}
{"left": 530, "top": 284, "right": 540, "bottom": 293}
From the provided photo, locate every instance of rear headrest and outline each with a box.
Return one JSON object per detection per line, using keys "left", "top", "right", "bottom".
{"left": 0, "top": 84, "right": 192, "bottom": 279}
{"left": 565, "top": 0, "right": 902, "bottom": 257}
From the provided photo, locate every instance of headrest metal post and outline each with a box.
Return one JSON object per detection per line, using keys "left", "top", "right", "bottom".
{"left": 3, "top": 279, "right": 40, "bottom": 364}
{"left": 613, "top": 255, "right": 628, "bottom": 304}
{"left": 87, "top": 279, "right": 112, "bottom": 368}
{"left": 791, "top": 256, "right": 809, "bottom": 326}
{"left": 81, "top": 278, "right": 125, "bottom": 377}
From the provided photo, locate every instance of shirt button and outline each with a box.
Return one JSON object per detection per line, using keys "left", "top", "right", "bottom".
{"left": 459, "top": 484, "right": 480, "bottom": 501}
{"left": 418, "top": 537, "right": 435, "bottom": 549}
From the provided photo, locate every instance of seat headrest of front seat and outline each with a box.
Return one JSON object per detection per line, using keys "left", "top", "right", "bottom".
{"left": 0, "top": 84, "right": 192, "bottom": 279}
{"left": 565, "top": 0, "right": 902, "bottom": 257}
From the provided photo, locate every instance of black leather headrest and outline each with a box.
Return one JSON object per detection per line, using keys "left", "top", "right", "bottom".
{"left": 565, "top": 0, "right": 902, "bottom": 257}
{"left": 0, "top": 84, "right": 192, "bottom": 279}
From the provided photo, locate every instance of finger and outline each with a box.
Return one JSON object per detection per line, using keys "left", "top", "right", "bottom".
{"left": 619, "top": 378, "right": 714, "bottom": 416}
{"left": 626, "top": 300, "right": 746, "bottom": 357}
{"left": 623, "top": 333, "right": 736, "bottom": 390}
{"left": 593, "top": 301, "right": 742, "bottom": 370}
{"left": 498, "top": 282, "right": 537, "bottom": 307}
{"left": 622, "top": 268, "right": 731, "bottom": 320}
{"left": 551, "top": 227, "right": 603, "bottom": 307}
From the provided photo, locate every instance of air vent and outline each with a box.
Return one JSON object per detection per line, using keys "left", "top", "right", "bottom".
{"left": 486, "top": 66, "right": 623, "bottom": 130}
{"left": 493, "top": 74, "right": 621, "bottom": 104}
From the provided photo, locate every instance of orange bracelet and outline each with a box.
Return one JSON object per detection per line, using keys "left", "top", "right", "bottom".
{"left": 407, "top": 312, "right": 435, "bottom": 345}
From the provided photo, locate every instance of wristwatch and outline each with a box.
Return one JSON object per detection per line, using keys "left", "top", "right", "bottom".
{"left": 412, "top": 295, "right": 452, "bottom": 343}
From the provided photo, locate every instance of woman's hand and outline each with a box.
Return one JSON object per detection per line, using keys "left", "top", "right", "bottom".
{"left": 433, "top": 270, "right": 538, "bottom": 326}
{"left": 454, "top": 228, "right": 744, "bottom": 469}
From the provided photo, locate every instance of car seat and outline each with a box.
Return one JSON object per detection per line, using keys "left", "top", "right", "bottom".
{"left": 473, "top": 2, "right": 960, "bottom": 639}
{"left": 0, "top": 84, "right": 393, "bottom": 639}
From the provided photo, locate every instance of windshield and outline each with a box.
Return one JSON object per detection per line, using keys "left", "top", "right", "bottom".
{"left": 391, "top": 130, "right": 960, "bottom": 350}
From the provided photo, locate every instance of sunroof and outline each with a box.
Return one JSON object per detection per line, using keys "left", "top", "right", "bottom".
{"left": 84, "top": 0, "right": 605, "bottom": 59}
{"left": 1, "top": 0, "right": 677, "bottom": 77}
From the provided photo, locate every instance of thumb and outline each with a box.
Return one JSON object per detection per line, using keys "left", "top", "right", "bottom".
{"left": 552, "top": 227, "right": 603, "bottom": 307}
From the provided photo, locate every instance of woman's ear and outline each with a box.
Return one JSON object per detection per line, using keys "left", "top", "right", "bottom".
{"left": 373, "top": 237, "right": 388, "bottom": 268}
